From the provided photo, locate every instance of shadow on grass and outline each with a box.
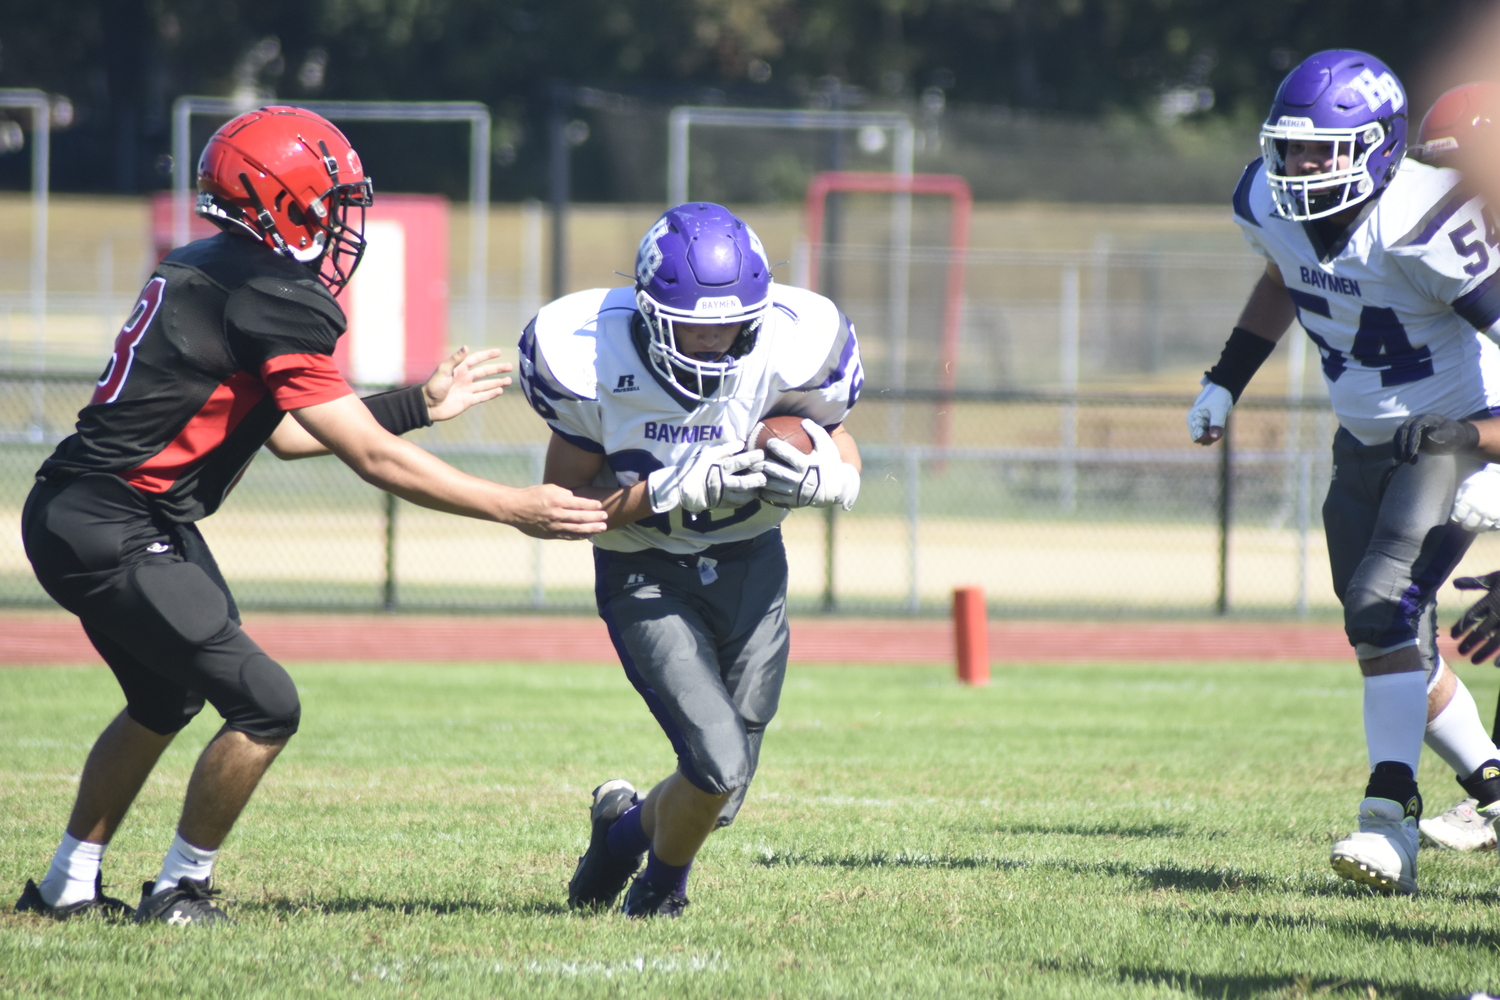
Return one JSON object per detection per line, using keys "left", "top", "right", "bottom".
{"left": 249, "top": 896, "right": 570, "bottom": 918}
{"left": 755, "top": 852, "right": 1276, "bottom": 891}
{"left": 756, "top": 849, "right": 1500, "bottom": 902}
{"left": 1188, "top": 908, "right": 1500, "bottom": 950}
{"left": 1113, "top": 964, "right": 1452, "bottom": 1000}
{"left": 992, "top": 822, "right": 1190, "bottom": 839}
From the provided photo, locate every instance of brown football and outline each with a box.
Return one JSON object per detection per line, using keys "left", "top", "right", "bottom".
{"left": 748, "top": 414, "right": 814, "bottom": 455}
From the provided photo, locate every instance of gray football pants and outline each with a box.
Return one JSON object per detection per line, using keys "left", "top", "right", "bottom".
{"left": 1323, "top": 427, "right": 1481, "bottom": 664}
{"left": 594, "top": 529, "right": 790, "bottom": 827}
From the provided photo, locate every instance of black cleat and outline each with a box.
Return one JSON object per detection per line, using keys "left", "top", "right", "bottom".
{"left": 621, "top": 877, "right": 689, "bottom": 919}
{"left": 14, "top": 874, "right": 133, "bottom": 921}
{"left": 567, "top": 779, "right": 643, "bottom": 911}
{"left": 134, "top": 878, "right": 231, "bottom": 926}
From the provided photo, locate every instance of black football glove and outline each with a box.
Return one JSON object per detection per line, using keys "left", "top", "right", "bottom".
{"left": 1452, "top": 571, "right": 1500, "bottom": 664}
{"left": 1392, "top": 413, "right": 1480, "bottom": 464}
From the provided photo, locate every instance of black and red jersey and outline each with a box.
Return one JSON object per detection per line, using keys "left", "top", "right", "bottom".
{"left": 39, "top": 232, "right": 355, "bottom": 522}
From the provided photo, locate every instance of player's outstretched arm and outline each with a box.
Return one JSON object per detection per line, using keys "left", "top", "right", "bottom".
{"left": 543, "top": 432, "right": 656, "bottom": 530}
{"left": 267, "top": 346, "right": 512, "bottom": 460}
{"left": 1189, "top": 263, "right": 1297, "bottom": 446}
{"left": 293, "top": 394, "right": 607, "bottom": 539}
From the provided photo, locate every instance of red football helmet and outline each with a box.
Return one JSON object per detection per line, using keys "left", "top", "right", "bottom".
{"left": 196, "top": 105, "right": 374, "bottom": 294}
{"left": 1417, "top": 82, "right": 1499, "bottom": 165}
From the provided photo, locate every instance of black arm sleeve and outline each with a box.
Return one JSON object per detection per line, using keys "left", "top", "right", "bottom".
{"left": 1205, "top": 327, "right": 1277, "bottom": 403}
{"left": 360, "top": 384, "right": 432, "bottom": 435}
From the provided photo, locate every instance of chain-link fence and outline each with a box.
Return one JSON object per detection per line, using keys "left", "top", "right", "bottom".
{"left": 9, "top": 371, "right": 1500, "bottom": 618}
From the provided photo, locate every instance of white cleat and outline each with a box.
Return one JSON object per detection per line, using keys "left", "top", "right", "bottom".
{"left": 1418, "top": 797, "right": 1500, "bottom": 852}
{"left": 1330, "top": 797, "right": 1419, "bottom": 895}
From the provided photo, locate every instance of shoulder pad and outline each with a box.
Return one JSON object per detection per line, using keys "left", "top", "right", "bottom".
{"left": 764, "top": 285, "right": 848, "bottom": 388}
{"left": 527, "top": 288, "right": 635, "bottom": 400}
{"left": 241, "top": 274, "right": 346, "bottom": 331}
{"left": 1232, "top": 157, "right": 1264, "bottom": 228}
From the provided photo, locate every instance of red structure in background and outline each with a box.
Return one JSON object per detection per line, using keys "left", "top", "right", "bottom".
{"left": 802, "top": 172, "right": 973, "bottom": 448}
{"left": 151, "top": 193, "right": 448, "bottom": 387}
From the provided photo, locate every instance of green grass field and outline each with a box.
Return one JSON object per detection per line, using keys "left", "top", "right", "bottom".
{"left": 4, "top": 659, "right": 1500, "bottom": 999}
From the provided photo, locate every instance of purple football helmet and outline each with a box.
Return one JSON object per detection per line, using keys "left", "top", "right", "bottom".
{"left": 1261, "top": 50, "right": 1408, "bottom": 221}
{"left": 634, "top": 202, "right": 772, "bottom": 402}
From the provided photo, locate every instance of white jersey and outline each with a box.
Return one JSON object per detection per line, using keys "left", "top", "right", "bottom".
{"left": 1234, "top": 156, "right": 1500, "bottom": 444}
{"left": 518, "top": 284, "right": 863, "bottom": 554}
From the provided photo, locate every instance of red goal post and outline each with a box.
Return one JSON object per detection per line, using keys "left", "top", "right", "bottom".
{"left": 802, "top": 171, "right": 973, "bottom": 447}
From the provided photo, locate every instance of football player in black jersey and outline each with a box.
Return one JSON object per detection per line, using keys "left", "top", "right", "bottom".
{"left": 13, "top": 107, "right": 607, "bottom": 926}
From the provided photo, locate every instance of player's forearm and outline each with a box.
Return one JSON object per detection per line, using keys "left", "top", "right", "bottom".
{"left": 570, "top": 482, "right": 655, "bottom": 529}
{"left": 831, "top": 426, "right": 861, "bottom": 472}
{"left": 1474, "top": 419, "right": 1500, "bottom": 461}
{"left": 340, "top": 436, "right": 527, "bottom": 523}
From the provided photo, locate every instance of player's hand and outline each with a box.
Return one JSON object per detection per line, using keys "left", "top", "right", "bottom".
{"left": 759, "top": 419, "right": 861, "bottom": 510}
{"left": 505, "top": 484, "right": 609, "bottom": 540}
{"left": 1392, "top": 413, "right": 1480, "bottom": 464}
{"left": 1187, "top": 380, "right": 1232, "bottom": 445}
{"left": 1452, "top": 570, "right": 1500, "bottom": 664}
{"left": 647, "top": 443, "right": 767, "bottom": 513}
{"left": 1452, "top": 465, "right": 1500, "bottom": 532}
{"left": 424, "top": 346, "right": 513, "bottom": 422}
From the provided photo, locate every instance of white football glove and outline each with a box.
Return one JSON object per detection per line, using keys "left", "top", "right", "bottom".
{"left": 1187, "top": 378, "right": 1233, "bottom": 443}
{"left": 647, "top": 443, "right": 766, "bottom": 513}
{"left": 1453, "top": 464, "right": 1500, "bottom": 532}
{"left": 759, "top": 419, "right": 861, "bottom": 511}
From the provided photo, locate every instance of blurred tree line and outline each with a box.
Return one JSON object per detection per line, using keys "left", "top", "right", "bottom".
{"left": 0, "top": 0, "right": 1487, "bottom": 198}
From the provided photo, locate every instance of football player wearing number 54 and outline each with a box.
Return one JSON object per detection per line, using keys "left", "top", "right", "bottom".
{"left": 518, "top": 202, "right": 862, "bottom": 917}
{"left": 1186, "top": 51, "right": 1500, "bottom": 895}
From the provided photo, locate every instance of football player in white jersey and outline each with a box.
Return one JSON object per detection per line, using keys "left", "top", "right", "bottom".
{"left": 1187, "top": 51, "right": 1500, "bottom": 894}
{"left": 1395, "top": 82, "right": 1500, "bottom": 853}
{"left": 518, "top": 202, "right": 863, "bottom": 917}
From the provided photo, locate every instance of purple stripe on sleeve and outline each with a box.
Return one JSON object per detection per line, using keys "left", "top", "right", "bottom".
{"left": 550, "top": 424, "right": 603, "bottom": 453}
{"left": 812, "top": 318, "right": 859, "bottom": 389}
{"left": 1232, "top": 157, "right": 1263, "bottom": 227}
{"left": 1400, "top": 190, "right": 1470, "bottom": 248}
{"left": 1455, "top": 272, "right": 1500, "bottom": 331}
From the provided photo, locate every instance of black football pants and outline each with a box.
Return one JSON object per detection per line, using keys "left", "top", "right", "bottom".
{"left": 22, "top": 473, "right": 299, "bottom": 738}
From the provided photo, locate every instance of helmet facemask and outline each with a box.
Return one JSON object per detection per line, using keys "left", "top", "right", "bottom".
{"left": 309, "top": 176, "right": 373, "bottom": 294}
{"left": 1261, "top": 118, "right": 1401, "bottom": 221}
{"left": 635, "top": 289, "right": 767, "bottom": 403}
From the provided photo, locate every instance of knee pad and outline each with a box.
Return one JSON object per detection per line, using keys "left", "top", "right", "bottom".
{"left": 1343, "top": 579, "right": 1418, "bottom": 651}
{"left": 130, "top": 561, "right": 230, "bottom": 645}
{"left": 681, "top": 727, "right": 752, "bottom": 798}
{"left": 233, "top": 653, "right": 301, "bottom": 738}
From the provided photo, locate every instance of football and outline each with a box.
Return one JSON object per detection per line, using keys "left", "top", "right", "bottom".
{"left": 747, "top": 414, "right": 814, "bottom": 455}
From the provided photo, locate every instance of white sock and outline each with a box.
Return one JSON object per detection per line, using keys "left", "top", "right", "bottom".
{"left": 37, "top": 832, "right": 106, "bottom": 908}
{"left": 1425, "top": 672, "right": 1500, "bottom": 779}
{"left": 1364, "top": 671, "right": 1427, "bottom": 775}
{"left": 151, "top": 833, "right": 218, "bottom": 896}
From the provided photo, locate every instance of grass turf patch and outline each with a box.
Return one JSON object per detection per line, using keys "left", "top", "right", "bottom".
{"left": 3, "top": 659, "right": 1499, "bottom": 999}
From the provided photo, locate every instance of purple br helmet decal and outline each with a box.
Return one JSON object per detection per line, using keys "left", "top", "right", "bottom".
{"left": 634, "top": 202, "right": 772, "bottom": 403}
{"left": 1260, "top": 49, "right": 1408, "bottom": 222}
